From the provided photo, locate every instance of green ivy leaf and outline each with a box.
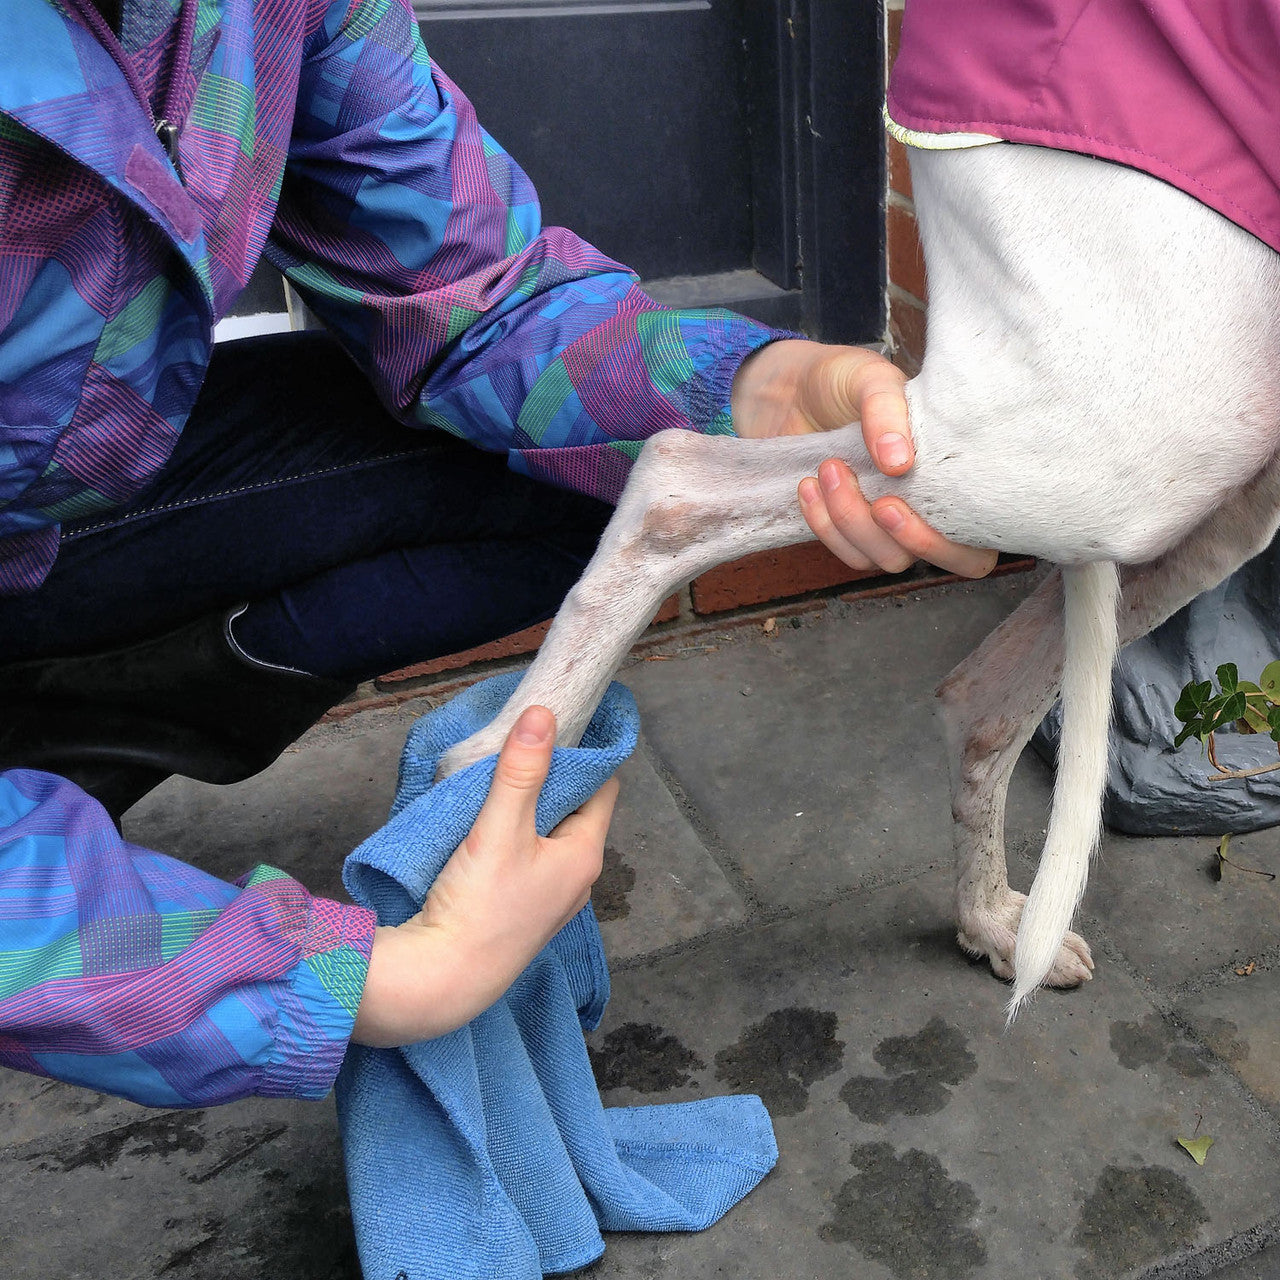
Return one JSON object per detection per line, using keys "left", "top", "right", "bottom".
{"left": 1174, "top": 718, "right": 1204, "bottom": 748}
{"left": 1218, "top": 691, "right": 1248, "bottom": 724}
{"left": 1237, "top": 683, "right": 1269, "bottom": 733}
{"left": 1175, "top": 681, "right": 1213, "bottom": 722}
{"left": 1261, "top": 660, "right": 1280, "bottom": 699}
{"left": 1217, "top": 663, "right": 1240, "bottom": 693}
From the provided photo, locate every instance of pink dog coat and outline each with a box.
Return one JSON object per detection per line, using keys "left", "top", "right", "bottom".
{"left": 886, "top": 0, "right": 1280, "bottom": 254}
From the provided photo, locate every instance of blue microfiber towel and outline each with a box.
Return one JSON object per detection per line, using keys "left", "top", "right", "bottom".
{"left": 336, "top": 672, "right": 778, "bottom": 1279}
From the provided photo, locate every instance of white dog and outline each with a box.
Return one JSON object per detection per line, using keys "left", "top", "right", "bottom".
{"left": 440, "top": 140, "right": 1280, "bottom": 1018}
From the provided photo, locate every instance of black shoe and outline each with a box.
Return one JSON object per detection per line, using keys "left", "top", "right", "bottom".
{"left": 0, "top": 607, "right": 353, "bottom": 821}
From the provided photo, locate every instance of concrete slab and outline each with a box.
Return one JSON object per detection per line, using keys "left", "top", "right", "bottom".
{"left": 1178, "top": 969, "right": 1280, "bottom": 1119}
{"left": 9, "top": 571, "right": 1280, "bottom": 1279}
{"left": 621, "top": 578, "right": 1041, "bottom": 913}
{"left": 0, "top": 1073, "right": 354, "bottom": 1279}
{"left": 1082, "top": 825, "right": 1280, "bottom": 995}
{"left": 592, "top": 745, "right": 748, "bottom": 961}
{"left": 583, "top": 869, "right": 1280, "bottom": 1280}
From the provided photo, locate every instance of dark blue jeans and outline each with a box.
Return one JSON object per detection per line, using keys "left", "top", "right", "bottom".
{"left": 0, "top": 332, "right": 612, "bottom": 680}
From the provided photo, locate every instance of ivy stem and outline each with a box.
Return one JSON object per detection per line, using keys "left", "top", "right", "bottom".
{"left": 1206, "top": 760, "right": 1280, "bottom": 782}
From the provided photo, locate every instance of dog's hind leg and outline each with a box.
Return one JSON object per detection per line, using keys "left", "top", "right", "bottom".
{"left": 942, "top": 456, "right": 1280, "bottom": 991}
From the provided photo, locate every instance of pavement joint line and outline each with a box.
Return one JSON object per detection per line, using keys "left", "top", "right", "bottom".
{"left": 1161, "top": 939, "right": 1280, "bottom": 1004}
{"left": 1133, "top": 1213, "right": 1280, "bottom": 1280}
{"left": 633, "top": 733, "right": 767, "bottom": 917}
{"left": 607, "top": 862, "right": 943, "bottom": 976}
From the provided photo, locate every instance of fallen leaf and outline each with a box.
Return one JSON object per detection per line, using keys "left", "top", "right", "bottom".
{"left": 762, "top": 617, "right": 777, "bottom": 634}
{"left": 1235, "top": 960, "right": 1257, "bottom": 976}
{"left": 1177, "top": 1135, "right": 1214, "bottom": 1165}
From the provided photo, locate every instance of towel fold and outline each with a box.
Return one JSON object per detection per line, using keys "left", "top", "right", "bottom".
{"left": 336, "top": 672, "right": 777, "bottom": 1278}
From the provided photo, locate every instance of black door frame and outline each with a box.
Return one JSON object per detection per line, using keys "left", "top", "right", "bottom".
{"left": 743, "top": 0, "right": 884, "bottom": 342}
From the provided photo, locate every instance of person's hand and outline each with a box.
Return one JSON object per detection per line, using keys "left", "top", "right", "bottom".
{"left": 730, "top": 339, "right": 997, "bottom": 578}
{"left": 352, "top": 705, "right": 618, "bottom": 1047}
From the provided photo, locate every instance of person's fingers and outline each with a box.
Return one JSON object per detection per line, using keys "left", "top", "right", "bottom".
{"left": 474, "top": 705, "right": 556, "bottom": 838}
{"left": 803, "top": 461, "right": 915, "bottom": 574}
{"left": 809, "top": 349, "right": 912, "bottom": 476}
{"left": 798, "top": 477, "right": 876, "bottom": 571}
{"left": 547, "top": 777, "right": 618, "bottom": 901}
{"left": 551, "top": 776, "right": 620, "bottom": 851}
{"left": 861, "top": 392, "right": 914, "bottom": 475}
{"left": 834, "top": 355, "right": 916, "bottom": 476}
{"left": 871, "top": 499, "right": 1000, "bottom": 579}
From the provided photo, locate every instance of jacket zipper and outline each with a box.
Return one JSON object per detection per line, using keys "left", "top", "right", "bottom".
{"left": 62, "top": 0, "right": 197, "bottom": 183}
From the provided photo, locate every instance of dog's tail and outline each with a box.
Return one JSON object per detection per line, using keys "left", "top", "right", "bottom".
{"left": 1008, "top": 560, "right": 1120, "bottom": 1019}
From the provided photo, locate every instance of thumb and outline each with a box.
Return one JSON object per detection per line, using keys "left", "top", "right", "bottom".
{"left": 474, "top": 705, "right": 556, "bottom": 838}
{"left": 810, "top": 349, "right": 912, "bottom": 473}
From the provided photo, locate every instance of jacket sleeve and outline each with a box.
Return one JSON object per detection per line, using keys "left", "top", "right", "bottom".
{"left": 0, "top": 769, "right": 375, "bottom": 1107}
{"left": 267, "top": 0, "right": 789, "bottom": 504}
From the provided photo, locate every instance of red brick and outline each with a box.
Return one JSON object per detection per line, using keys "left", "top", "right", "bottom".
{"left": 887, "top": 202, "right": 926, "bottom": 303}
{"left": 691, "top": 543, "right": 879, "bottom": 615}
{"left": 376, "top": 621, "right": 551, "bottom": 686}
{"left": 652, "top": 592, "right": 682, "bottom": 624}
{"left": 374, "top": 594, "right": 681, "bottom": 686}
{"left": 887, "top": 7, "right": 903, "bottom": 67}
{"left": 888, "top": 133, "right": 913, "bottom": 199}
{"left": 889, "top": 290, "right": 928, "bottom": 374}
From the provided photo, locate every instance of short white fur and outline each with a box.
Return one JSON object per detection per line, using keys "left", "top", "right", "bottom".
{"left": 440, "top": 142, "right": 1280, "bottom": 1018}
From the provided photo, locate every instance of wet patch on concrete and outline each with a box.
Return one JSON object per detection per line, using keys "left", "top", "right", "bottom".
{"left": 1197, "top": 1016, "right": 1251, "bottom": 1065}
{"left": 714, "top": 1007, "right": 844, "bottom": 1117}
{"left": 160, "top": 1150, "right": 358, "bottom": 1279}
{"left": 593, "top": 844, "right": 637, "bottom": 922}
{"left": 821, "top": 1141, "right": 987, "bottom": 1279}
{"left": 1072, "top": 1165, "right": 1210, "bottom": 1280}
{"left": 840, "top": 1017, "right": 977, "bottom": 1124}
{"left": 1110, "top": 1013, "right": 1212, "bottom": 1077}
{"left": 1110, "top": 1014, "right": 1175, "bottom": 1068}
{"left": 589, "top": 1022, "right": 706, "bottom": 1093}
{"left": 1165, "top": 1044, "right": 1212, "bottom": 1078}
{"left": 25, "top": 1109, "right": 208, "bottom": 1172}
{"left": 159, "top": 1214, "right": 224, "bottom": 1275}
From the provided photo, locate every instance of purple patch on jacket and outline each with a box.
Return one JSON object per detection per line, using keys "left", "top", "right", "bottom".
{"left": 124, "top": 145, "right": 200, "bottom": 244}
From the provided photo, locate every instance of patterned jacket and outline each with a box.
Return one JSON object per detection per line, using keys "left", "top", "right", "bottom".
{"left": 0, "top": 0, "right": 780, "bottom": 1105}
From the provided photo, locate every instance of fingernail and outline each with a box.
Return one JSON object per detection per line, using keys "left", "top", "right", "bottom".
{"left": 819, "top": 461, "right": 841, "bottom": 491}
{"left": 798, "top": 478, "right": 819, "bottom": 504}
{"left": 514, "top": 706, "right": 553, "bottom": 745}
{"left": 878, "top": 433, "right": 910, "bottom": 469}
{"left": 876, "top": 504, "right": 905, "bottom": 532}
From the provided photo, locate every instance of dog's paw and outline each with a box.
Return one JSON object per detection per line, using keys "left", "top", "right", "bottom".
{"left": 957, "top": 889, "right": 1094, "bottom": 988}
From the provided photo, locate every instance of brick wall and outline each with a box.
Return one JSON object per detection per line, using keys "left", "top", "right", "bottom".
{"left": 885, "top": 0, "right": 927, "bottom": 376}
{"left": 339, "top": 1, "right": 1025, "bottom": 716}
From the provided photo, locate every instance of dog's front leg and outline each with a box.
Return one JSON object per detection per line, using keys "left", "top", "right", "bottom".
{"left": 438, "top": 427, "right": 853, "bottom": 776}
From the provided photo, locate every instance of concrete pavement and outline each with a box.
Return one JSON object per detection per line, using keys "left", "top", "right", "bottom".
{"left": 4, "top": 572, "right": 1280, "bottom": 1279}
